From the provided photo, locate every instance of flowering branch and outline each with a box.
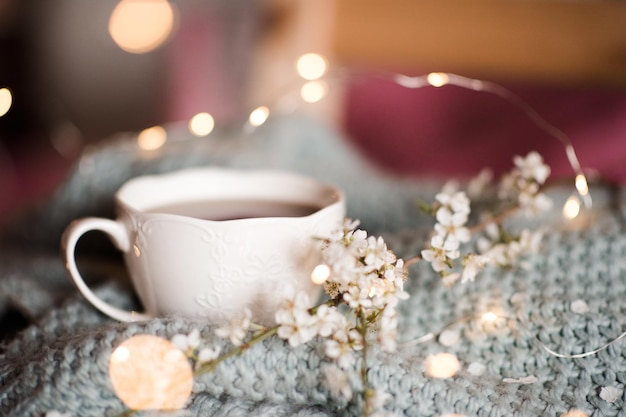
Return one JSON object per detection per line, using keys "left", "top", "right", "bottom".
{"left": 419, "top": 151, "right": 553, "bottom": 286}
{"left": 164, "top": 151, "right": 554, "bottom": 417}
{"left": 169, "top": 219, "right": 407, "bottom": 417}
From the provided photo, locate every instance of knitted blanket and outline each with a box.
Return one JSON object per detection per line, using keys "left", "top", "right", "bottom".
{"left": 1, "top": 116, "right": 625, "bottom": 417}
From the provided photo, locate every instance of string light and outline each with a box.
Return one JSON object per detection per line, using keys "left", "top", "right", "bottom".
{"left": 400, "top": 311, "right": 626, "bottom": 360}
{"left": 394, "top": 74, "right": 428, "bottom": 89}
{"left": 311, "top": 264, "right": 331, "bottom": 284}
{"left": 137, "top": 125, "right": 167, "bottom": 150}
{"left": 379, "top": 72, "right": 592, "bottom": 207}
{"left": 481, "top": 312, "right": 498, "bottom": 322}
{"left": 423, "top": 352, "right": 460, "bottom": 378}
{"left": 188, "top": 112, "right": 215, "bottom": 137}
{"left": 575, "top": 174, "right": 589, "bottom": 196}
{"left": 427, "top": 72, "right": 450, "bottom": 87}
{"left": 128, "top": 58, "right": 594, "bottom": 213}
{"left": 0, "top": 87, "right": 12, "bottom": 117}
{"left": 300, "top": 80, "right": 328, "bottom": 103}
{"left": 248, "top": 106, "right": 270, "bottom": 127}
{"left": 563, "top": 195, "right": 581, "bottom": 220}
{"left": 296, "top": 53, "right": 328, "bottom": 81}
{"left": 109, "top": 0, "right": 176, "bottom": 54}
{"left": 561, "top": 410, "right": 590, "bottom": 417}
{"left": 110, "top": 345, "right": 130, "bottom": 363}
{"left": 109, "top": 334, "right": 193, "bottom": 410}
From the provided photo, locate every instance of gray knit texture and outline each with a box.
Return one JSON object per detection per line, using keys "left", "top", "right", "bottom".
{"left": 1, "top": 115, "right": 626, "bottom": 417}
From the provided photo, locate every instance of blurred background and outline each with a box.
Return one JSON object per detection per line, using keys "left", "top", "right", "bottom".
{"left": 1, "top": 0, "right": 626, "bottom": 231}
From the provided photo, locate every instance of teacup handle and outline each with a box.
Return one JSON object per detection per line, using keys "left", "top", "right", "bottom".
{"left": 62, "top": 217, "right": 151, "bottom": 322}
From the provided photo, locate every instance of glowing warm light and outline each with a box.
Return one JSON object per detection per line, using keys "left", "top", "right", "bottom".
{"left": 296, "top": 53, "right": 328, "bottom": 81}
{"left": 300, "top": 81, "right": 327, "bottom": 103}
{"left": 311, "top": 264, "right": 331, "bottom": 284}
{"left": 394, "top": 74, "right": 425, "bottom": 89}
{"left": 109, "top": 0, "right": 176, "bottom": 54}
{"left": 560, "top": 410, "right": 589, "bottom": 417}
{"left": 563, "top": 195, "right": 581, "bottom": 220}
{"left": 575, "top": 174, "right": 589, "bottom": 196}
{"left": 138, "top": 126, "right": 167, "bottom": 150}
{"left": 111, "top": 346, "right": 130, "bottom": 363}
{"left": 481, "top": 312, "right": 498, "bottom": 322}
{"left": 109, "top": 335, "right": 193, "bottom": 410}
{"left": 427, "top": 72, "right": 449, "bottom": 87}
{"left": 423, "top": 352, "right": 460, "bottom": 379}
{"left": 188, "top": 112, "right": 215, "bottom": 137}
{"left": 249, "top": 106, "right": 270, "bottom": 127}
{"left": 0, "top": 88, "right": 12, "bottom": 117}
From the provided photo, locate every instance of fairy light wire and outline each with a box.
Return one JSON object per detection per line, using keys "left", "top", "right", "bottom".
{"left": 398, "top": 312, "right": 626, "bottom": 360}
{"left": 382, "top": 71, "right": 592, "bottom": 209}
{"left": 138, "top": 54, "right": 592, "bottom": 208}
{"left": 127, "top": 55, "right": 594, "bottom": 212}
{"left": 236, "top": 65, "right": 593, "bottom": 210}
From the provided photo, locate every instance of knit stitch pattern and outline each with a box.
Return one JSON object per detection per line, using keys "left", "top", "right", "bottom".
{"left": 1, "top": 116, "right": 625, "bottom": 417}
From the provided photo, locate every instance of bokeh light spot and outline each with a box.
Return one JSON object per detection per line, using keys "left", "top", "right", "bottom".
{"left": 189, "top": 112, "right": 215, "bottom": 137}
{"left": 0, "top": 88, "right": 12, "bottom": 117}
{"left": 427, "top": 72, "right": 449, "bottom": 87}
{"left": 563, "top": 195, "right": 581, "bottom": 220}
{"left": 423, "top": 352, "right": 460, "bottom": 379}
{"left": 109, "top": 0, "right": 176, "bottom": 54}
{"left": 575, "top": 174, "right": 589, "bottom": 196}
{"left": 249, "top": 106, "right": 270, "bottom": 127}
{"left": 109, "top": 334, "right": 193, "bottom": 410}
{"left": 300, "top": 81, "right": 327, "bottom": 103}
{"left": 311, "top": 264, "right": 331, "bottom": 285}
{"left": 138, "top": 126, "right": 167, "bottom": 150}
{"left": 296, "top": 53, "right": 328, "bottom": 81}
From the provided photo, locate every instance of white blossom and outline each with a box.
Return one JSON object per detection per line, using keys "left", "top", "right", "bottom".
{"left": 366, "top": 389, "right": 392, "bottom": 413}
{"left": 421, "top": 235, "right": 460, "bottom": 272}
{"left": 477, "top": 226, "right": 543, "bottom": 268}
{"left": 323, "top": 364, "right": 353, "bottom": 400}
{"left": 171, "top": 329, "right": 201, "bottom": 352}
{"left": 480, "top": 243, "right": 509, "bottom": 266}
{"left": 314, "top": 304, "right": 346, "bottom": 338}
{"left": 518, "top": 229, "right": 543, "bottom": 253}
{"left": 325, "top": 328, "right": 362, "bottom": 369}
{"left": 343, "top": 282, "right": 375, "bottom": 309}
{"left": 275, "top": 292, "right": 317, "bottom": 347}
{"left": 313, "top": 220, "right": 408, "bottom": 373}
{"left": 518, "top": 189, "right": 553, "bottom": 214}
{"left": 363, "top": 236, "right": 396, "bottom": 271}
{"left": 440, "top": 272, "right": 460, "bottom": 287}
{"left": 215, "top": 308, "right": 253, "bottom": 346}
{"left": 514, "top": 151, "right": 550, "bottom": 184}
{"left": 461, "top": 254, "right": 490, "bottom": 283}
{"left": 436, "top": 189, "right": 471, "bottom": 215}
{"left": 377, "top": 305, "right": 399, "bottom": 352}
{"left": 498, "top": 151, "right": 552, "bottom": 215}
{"left": 435, "top": 207, "right": 470, "bottom": 243}
{"left": 197, "top": 346, "right": 221, "bottom": 363}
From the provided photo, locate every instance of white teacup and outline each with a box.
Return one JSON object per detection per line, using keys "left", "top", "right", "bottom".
{"left": 62, "top": 168, "right": 345, "bottom": 324}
